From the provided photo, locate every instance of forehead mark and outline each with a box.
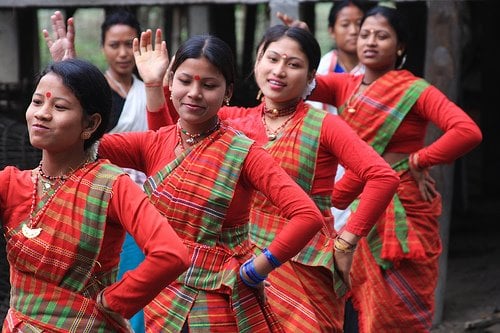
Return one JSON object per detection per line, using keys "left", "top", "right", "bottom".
{"left": 194, "top": 75, "right": 201, "bottom": 80}
{"left": 45, "top": 92, "right": 52, "bottom": 98}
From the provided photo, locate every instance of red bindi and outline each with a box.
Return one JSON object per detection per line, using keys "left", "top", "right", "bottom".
{"left": 45, "top": 92, "right": 51, "bottom": 98}
{"left": 194, "top": 75, "right": 201, "bottom": 81}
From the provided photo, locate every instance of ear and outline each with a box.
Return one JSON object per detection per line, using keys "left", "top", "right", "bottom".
{"left": 85, "top": 113, "right": 102, "bottom": 134}
{"left": 307, "top": 69, "right": 316, "bottom": 84}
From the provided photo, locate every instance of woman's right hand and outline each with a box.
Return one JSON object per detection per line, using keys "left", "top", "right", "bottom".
{"left": 42, "top": 11, "right": 76, "bottom": 61}
{"left": 133, "top": 28, "right": 169, "bottom": 86}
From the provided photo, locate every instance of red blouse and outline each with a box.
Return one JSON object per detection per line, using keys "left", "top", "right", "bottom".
{"left": 99, "top": 126, "right": 323, "bottom": 264}
{"left": 310, "top": 72, "right": 483, "bottom": 169}
{"left": 0, "top": 165, "right": 189, "bottom": 318}
{"left": 146, "top": 97, "right": 400, "bottom": 237}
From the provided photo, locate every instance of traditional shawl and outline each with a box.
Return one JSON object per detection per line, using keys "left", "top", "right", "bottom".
{"left": 251, "top": 105, "right": 335, "bottom": 273}
{"left": 3, "top": 162, "right": 129, "bottom": 333}
{"left": 249, "top": 105, "right": 346, "bottom": 332}
{"left": 143, "top": 124, "right": 283, "bottom": 332}
{"left": 338, "top": 70, "right": 430, "bottom": 268}
{"left": 109, "top": 74, "right": 147, "bottom": 134}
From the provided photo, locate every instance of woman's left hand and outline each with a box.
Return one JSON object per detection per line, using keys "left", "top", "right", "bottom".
{"left": 333, "top": 251, "right": 354, "bottom": 290}
{"left": 409, "top": 166, "right": 438, "bottom": 202}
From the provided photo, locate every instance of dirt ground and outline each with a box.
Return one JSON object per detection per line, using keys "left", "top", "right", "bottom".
{"left": 431, "top": 198, "right": 500, "bottom": 333}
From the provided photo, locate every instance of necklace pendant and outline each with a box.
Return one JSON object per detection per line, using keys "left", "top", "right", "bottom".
{"left": 185, "top": 137, "right": 196, "bottom": 145}
{"left": 347, "top": 107, "right": 356, "bottom": 113}
{"left": 268, "top": 133, "right": 277, "bottom": 141}
{"left": 22, "top": 223, "right": 42, "bottom": 239}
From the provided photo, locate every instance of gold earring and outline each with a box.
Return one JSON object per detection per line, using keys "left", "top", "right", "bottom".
{"left": 81, "top": 132, "right": 91, "bottom": 140}
{"left": 397, "top": 50, "right": 403, "bottom": 56}
{"left": 256, "top": 90, "right": 263, "bottom": 101}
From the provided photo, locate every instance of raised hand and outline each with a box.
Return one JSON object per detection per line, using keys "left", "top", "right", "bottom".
{"left": 133, "top": 29, "right": 169, "bottom": 86}
{"left": 276, "top": 11, "right": 310, "bottom": 31}
{"left": 42, "top": 11, "right": 76, "bottom": 61}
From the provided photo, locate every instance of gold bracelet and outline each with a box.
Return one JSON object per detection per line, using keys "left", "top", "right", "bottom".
{"left": 334, "top": 236, "right": 357, "bottom": 253}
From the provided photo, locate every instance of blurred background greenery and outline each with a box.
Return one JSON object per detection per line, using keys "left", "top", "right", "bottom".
{"left": 37, "top": 4, "right": 333, "bottom": 73}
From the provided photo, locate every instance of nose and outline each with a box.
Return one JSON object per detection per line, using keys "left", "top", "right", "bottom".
{"left": 349, "top": 23, "right": 359, "bottom": 35}
{"left": 34, "top": 103, "right": 52, "bottom": 121}
{"left": 118, "top": 45, "right": 129, "bottom": 57}
{"left": 272, "top": 61, "right": 287, "bottom": 77}
{"left": 187, "top": 83, "right": 202, "bottom": 99}
{"left": 366, "top": 33, "right": 377, "bottom": 45}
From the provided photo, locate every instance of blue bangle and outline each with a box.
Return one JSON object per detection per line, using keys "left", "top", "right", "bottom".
{"left": 240, "top": 264, "right": 259, "bottom": 287}
{"left": 240, "top": 259, "right": 267, "bottom": 287}
{"left": 262, "top": 248, "right": 281, "bottom": 268}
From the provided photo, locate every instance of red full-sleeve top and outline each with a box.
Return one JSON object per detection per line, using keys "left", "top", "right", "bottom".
{"left": 0, "top": 165, "right": 189, "bottom": 318}
{"left": 146, "top": 97, "right": 400, "bottom": 237}
{"left": 310, "top": 72, "right": 483, "bottom": 169}
{"left": 99, "top": 126, "right": 323, "bottom": 264}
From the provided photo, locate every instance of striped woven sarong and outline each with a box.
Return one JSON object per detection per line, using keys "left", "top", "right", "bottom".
{"left": 2, "top": 161, "right": 129, "bottom": 332}
{"left": 338, "top": 70, "right": 442, "bottom": 331}
{"left": 143, "top": 124, "right": 283, "bottom": 332}
{"left": 250, "top": 105, "right": 345, "bottom": 332}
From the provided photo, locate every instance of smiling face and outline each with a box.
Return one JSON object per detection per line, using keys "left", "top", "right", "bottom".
{"left": 357, "top": 13, "right": 401, "bottom": 73}
{"left": 26, "top": 72, "right": 89, "bottom": 153}
{"left": 102, "top": 24, "right": 137, "bottom": 77}
{"left": 169, "top": 56, "right": 231, "bottom": 131}
{"left": 254, "top": 36, "right": 312, "bottom": 109}
{"left": 329, "top": 4, "right": 364, "bottom": 55}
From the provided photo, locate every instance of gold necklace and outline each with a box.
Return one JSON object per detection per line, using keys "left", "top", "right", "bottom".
{"left": 22, "top": 159, "right": 93, "bottom": 239}
{"left": 262, "top": 113, "right": 295, "bottom": 141}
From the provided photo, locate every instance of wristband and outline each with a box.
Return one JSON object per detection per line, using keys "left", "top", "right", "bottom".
{"left": 262, "top": 248, "right": 282, "bottom": 268}
{"left": 239, "top": 258, "right": 267, "bottom": 287}
{"left": 145, "top": 81, "right": 163, "bottom": 88}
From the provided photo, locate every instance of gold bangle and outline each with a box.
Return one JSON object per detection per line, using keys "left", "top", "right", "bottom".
{"left": 334, "top": 236, "right": 357, "bottom": 253}
{"left": 409, "top": 153, "right": 423, "bottom": 171}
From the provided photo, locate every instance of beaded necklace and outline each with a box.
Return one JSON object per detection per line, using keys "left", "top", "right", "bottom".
{"left": 22, "top": 159, "right": 92, "bottom": 239}
{"left": 262, "top": 112, "right": 295, "bottom": 141}
{"left": 38, "top": 163, "right": 68, "bottom": 194}
{"left": 177, "top": 118, "right": 221, "bottom": 147}
{"left": 263, "top": 101, "right": 298, "bottom": 119}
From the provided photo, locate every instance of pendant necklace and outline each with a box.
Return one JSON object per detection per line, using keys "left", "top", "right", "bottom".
{"left": 22, "top": 166, "right": 63, "bottom": 238}
{"left": 22, "top": 160, "right": 90, "bottom": 239}
{"left": 105, "top": 70, "right": 128, "bottom": 97}
{"left": 177, "top": 118, "right": 221, "bottom": 146}
{"left": 262, "top": 112, "right": 295, "bottom": 141}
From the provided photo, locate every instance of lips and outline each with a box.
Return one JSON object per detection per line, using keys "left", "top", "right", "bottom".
{"left": 32, "top": 123, "right": 49, "bottom": 130}
{"left": 182, "top": 103, "right": 206, "bottom": 112}
{"left": 268, "top": 79, "right": 286, "bottom": 89}
{"left": 362, "top": 49, "right": 378, "bottom": 58}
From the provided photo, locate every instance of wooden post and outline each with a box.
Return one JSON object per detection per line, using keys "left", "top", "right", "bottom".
{"left": 423, "top": 1, "right": 464, "bottom": 326}
{"left": 0, "top": 10, "right": 20, "bottom": 83}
